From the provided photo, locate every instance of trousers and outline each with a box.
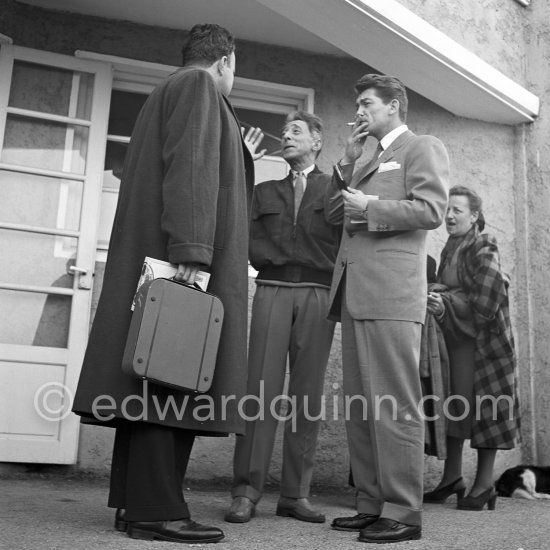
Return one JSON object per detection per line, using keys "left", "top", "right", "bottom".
{"left": 341, "top": 302, "right": 424, "bottom": 526}
{"left": 108, "top": 420, "right": 195, "bottom": 521}
{"left": 232, "top": 284, "right": 334, "bottom": 502}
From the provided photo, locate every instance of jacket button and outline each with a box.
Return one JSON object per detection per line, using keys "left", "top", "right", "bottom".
{"left": 341, "top": 261, "right": 346, "bottom": 267}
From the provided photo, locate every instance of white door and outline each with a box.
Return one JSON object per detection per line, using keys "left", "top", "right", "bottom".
{"left": 0, "top": 45, "right": 111, "bottom": 463}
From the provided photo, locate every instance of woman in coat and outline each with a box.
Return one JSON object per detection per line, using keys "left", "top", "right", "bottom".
{"left": 424, "top": 185, "right": 519, "bottom": 511}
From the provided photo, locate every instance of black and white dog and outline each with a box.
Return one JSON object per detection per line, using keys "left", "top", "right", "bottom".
{"left": 495, "top": 465, "right": 550, "bottom": 500}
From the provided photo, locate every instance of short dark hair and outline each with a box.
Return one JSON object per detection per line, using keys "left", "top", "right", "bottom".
{"left": 181, "top": 24, "right": 235, "bottom": 66}
{"left": 354, "top": 74, "right": 408, "bottom": 122}
{"left": 449, "top": 185, "right": 485, "bottom": 231}
{"left": 284, "top": 111, "right": 324, "bottom": 157}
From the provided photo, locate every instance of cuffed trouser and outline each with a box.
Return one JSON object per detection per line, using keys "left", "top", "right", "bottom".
{"left": 232, "top": 284, "right": 335, "bottom": 503}
{"left": 341, "top": 302, "right": 424, "bottom": 526}
{"left": 108, "top": 420, "right": 195, "bottom": 521}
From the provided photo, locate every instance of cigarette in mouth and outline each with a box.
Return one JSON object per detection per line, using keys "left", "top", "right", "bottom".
{"left": 346, "top": 122, "right": 356, "bottom": 126}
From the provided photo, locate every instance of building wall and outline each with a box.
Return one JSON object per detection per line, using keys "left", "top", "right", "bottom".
{"left": 398, "top": 0, "right": 528, "bottom": 82}
{"left": 522, "top": 0, "right": 550, "bottom": 464}
{"left": 2, "top": 0, "right": 539, "bottom": 488}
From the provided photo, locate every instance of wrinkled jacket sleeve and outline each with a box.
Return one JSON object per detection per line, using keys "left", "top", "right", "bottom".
{"left": 161, "top": 70, "right": 222, "bottom": 267}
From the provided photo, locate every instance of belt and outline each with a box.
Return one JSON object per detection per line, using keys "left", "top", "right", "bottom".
{"left": 257, "top": 265, "right": 332, "bottom": 286}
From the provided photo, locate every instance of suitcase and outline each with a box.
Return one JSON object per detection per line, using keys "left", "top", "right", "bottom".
{"left": 122, "top": 278, "right": 224, "bottom": 392}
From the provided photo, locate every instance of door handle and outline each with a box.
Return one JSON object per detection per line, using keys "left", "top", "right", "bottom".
{"left": 68, "top": 265, "right": 92, "bottom": 290}
{"left": 68, "top": 266, "right": 87, "bottom": 275}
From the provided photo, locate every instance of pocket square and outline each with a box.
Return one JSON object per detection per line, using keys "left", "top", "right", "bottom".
{"left": 378, "top": 161, "right": 401, "bottom": 173}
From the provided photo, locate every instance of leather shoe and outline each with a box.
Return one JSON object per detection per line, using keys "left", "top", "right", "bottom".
{"left": 114, "top": 508, "right": 128, "bottom": 532}
{"left": 127, "top": 519, "right": 224, "bottom": 543}
{"left": 224, "top": 496, "right": 255, "bottom": 523}
{"left": 331, "top": 513, "right": 379, "bottom": 531}
{"left": 358, "top": 517, "right": 421, "bottom": 543}
{"left": 276, "top": 497, "right": 325, "bottom": 523}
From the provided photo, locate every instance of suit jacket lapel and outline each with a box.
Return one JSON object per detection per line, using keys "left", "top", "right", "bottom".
{"left": 382, "top": 130, "right": 414, "bottom": 160}
{"left": 351, "top": 148, "right": 382, "bottom": 186}
{"left": 352, "top": 130, "right": 415, "bottom": 187}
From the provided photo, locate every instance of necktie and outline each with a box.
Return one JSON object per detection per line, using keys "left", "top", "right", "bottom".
{"left": 372, "top": 142, "right": 384, "bottom": 162}
{"left": 294, "top": 171, "right": 306, "bottom": 221}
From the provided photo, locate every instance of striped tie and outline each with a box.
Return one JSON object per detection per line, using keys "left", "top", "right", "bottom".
{"left": 294, "top": 171, "right": 306, "bottom": 221}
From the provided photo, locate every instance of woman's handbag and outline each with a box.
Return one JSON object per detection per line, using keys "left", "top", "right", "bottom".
{"left": 122, "top": 278, "right": 224, "bottom": 393}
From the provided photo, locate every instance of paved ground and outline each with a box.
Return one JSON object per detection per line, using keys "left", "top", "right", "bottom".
{"left": 1, "top": 473, "right": 548, "bottom": 550}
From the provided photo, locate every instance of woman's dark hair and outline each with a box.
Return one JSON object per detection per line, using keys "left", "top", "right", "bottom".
{"left": 354, "top": 74, "right": 408, "bottom": 122}
{"left": 449, "top": 185, "right": 485, "bottom": 231}
{"left": 181, "top": 24, "right": 235, "bottom": 66}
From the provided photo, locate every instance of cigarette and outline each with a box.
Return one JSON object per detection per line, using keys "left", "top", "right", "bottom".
{"left": 346, "top": 122, "right": 356, "bottom": 126}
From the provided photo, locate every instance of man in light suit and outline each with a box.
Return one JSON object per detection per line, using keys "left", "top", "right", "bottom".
{"left": 326, "top": 74, "right": 449, "bottom": 544}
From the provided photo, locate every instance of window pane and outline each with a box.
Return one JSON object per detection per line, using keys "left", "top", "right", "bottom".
{"left": 2, "top": 114, "right": 89, "bottom": 174}
{"left": 104, "top": 140, "right": 127, "bottom": 185}
{"left": 9, "top": 61, "right": 94, "bottom": 120}
{"left": 0, "top": 289, "right": 70, "bottom": 347}
{"left": 0, "top": 170, "right": 82, "bottom": 231}
{"left": 108, "top": 90, "right": 148, "bottom": 136}
{"left": 234, "top": 108, "right": 286, "bottom": 156}
{"left": 0, "top": 229, "right": 77, "bottom": 287}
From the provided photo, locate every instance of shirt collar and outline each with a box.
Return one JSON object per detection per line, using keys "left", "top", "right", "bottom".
{"left": 290, "top": 164, "right": 315, "bottom": 178}
{"left": 380, "top": 125, "right": 408, "bottom": 152}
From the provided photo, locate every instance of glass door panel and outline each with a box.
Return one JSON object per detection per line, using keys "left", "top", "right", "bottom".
{"left": 2, "top": 114, "right": 89, "bottom": 174}
{"left": 9, "top": 60, "right": 93, "bottom": 119}
{"left": 0, "top": 44, "right": 112, "bottom": 464}
{"left": 0, "top": 229, "right": 77, "bottom": 287}
{"left": 0, "top": 289, "right": 71, "bottom": 348}
{"left": 0, "top": 170, "right": 83, "bottom": 230}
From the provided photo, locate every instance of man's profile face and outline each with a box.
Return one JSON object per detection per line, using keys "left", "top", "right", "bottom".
{"left": 355, "top": 88, "right": 396, "bottom": 140}
{"left": 280, "top": 120, "right": 318, "bottom": 165}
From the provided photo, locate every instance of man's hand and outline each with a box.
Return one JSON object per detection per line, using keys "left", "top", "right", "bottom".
{"left": 343, "top": 121, "right": 370, "bottom": 164}
{"left": 174, "top": 263, "right": 202, "bottom": 285}
{"left": 342, "top": 188, "right": 369, "bottom": 220}
{"left": 242, "top": 126, "right": 267, "bottom": 161}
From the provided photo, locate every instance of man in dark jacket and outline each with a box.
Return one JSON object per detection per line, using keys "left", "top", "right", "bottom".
{"left": 72, "top": 24, "right": 254, "bottom": 544}
{"left": 225, "top": 112, "right": 340, "bottom": 524}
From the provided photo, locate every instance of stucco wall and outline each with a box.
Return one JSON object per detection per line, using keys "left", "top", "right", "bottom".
{"left": 1, "top": 0, "right": 533, "bottom": 489}
{"left": 398, "top": 0, "right": 528, "bottom": 84}
{"left": 523, "top": 0, "right": 550, "bottom": 464}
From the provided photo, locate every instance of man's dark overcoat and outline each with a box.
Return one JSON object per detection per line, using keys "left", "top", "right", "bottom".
{"left": 73, "top": 68, "right": 254, "bottom": 435}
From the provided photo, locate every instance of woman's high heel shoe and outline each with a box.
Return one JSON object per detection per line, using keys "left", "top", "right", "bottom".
{"left": 423, "top": 477, "right": 467, "bottom": 503}
{"left": 457, "top": 487, "right": 497, "bottom": 511}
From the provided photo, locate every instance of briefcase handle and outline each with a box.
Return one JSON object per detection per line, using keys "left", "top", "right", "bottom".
{"left": 170, "top": 276, "right": 205, "bottom": 292}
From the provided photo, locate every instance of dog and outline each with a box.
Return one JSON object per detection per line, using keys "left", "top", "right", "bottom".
{"left": 495, "top": 465, "right": 550, "bottom": 500}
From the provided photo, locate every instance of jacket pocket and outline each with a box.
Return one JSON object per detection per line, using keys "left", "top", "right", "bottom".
{"left": 375, "top": 248, "right": 418, "bottom": 273}
{"left": 250, "top": 202, "right": 283, "bottom": 240}
{"left": 307, "top": 200, "right": 334, "bottom": 243}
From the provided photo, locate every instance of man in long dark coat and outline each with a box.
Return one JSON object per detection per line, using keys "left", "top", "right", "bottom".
{"left": 72, "top": 24, "right": 254, "bottom": 544}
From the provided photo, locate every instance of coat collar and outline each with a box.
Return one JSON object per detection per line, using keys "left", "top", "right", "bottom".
{"left": 220, "top": 94, "right": 254, "bottom": 166}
